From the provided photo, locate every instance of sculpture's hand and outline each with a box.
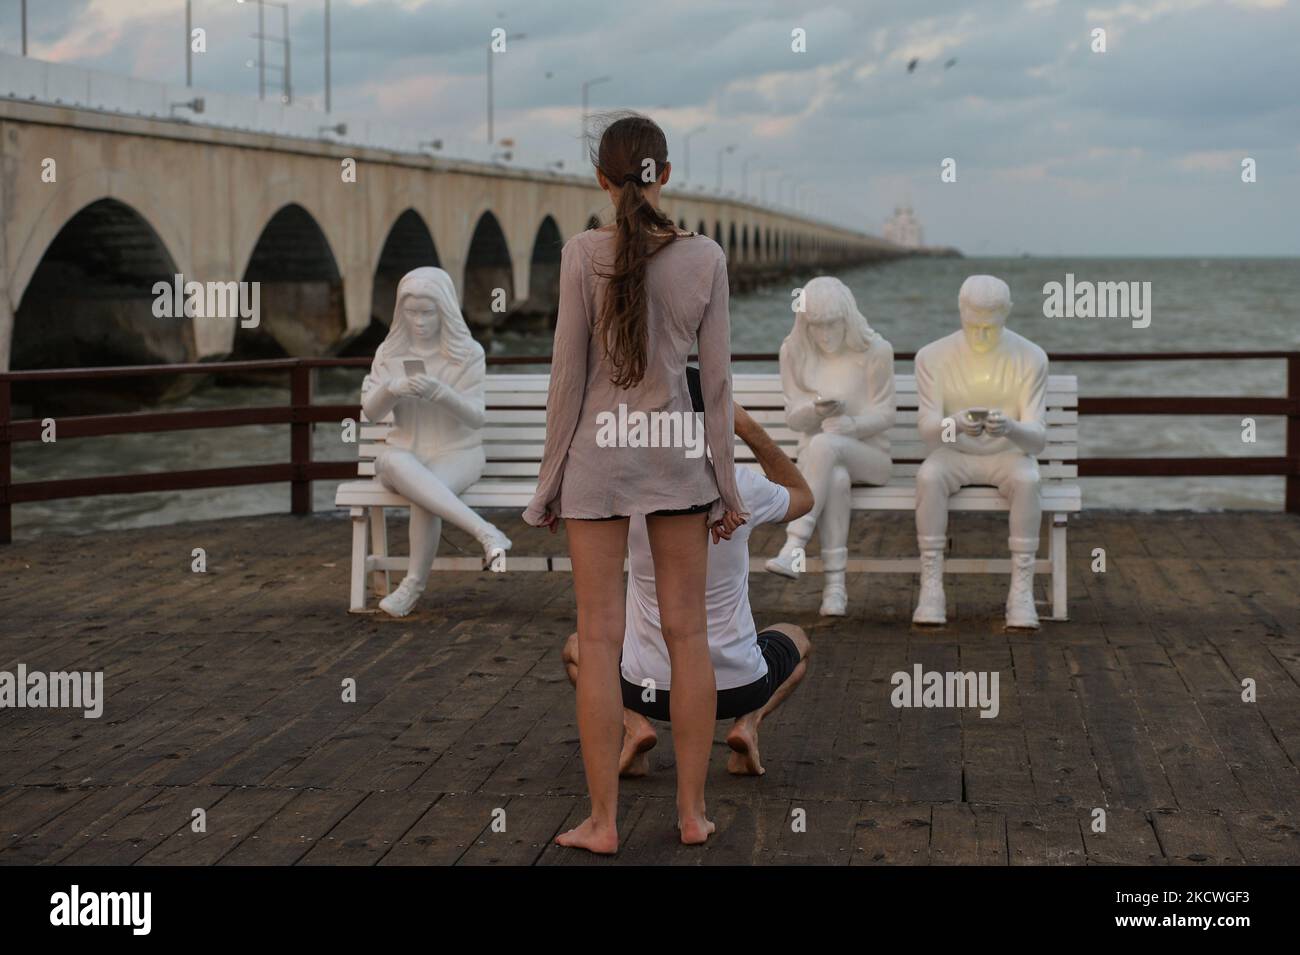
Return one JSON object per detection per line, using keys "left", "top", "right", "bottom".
{"left": 955, "top": 409, "right": 985, "bottom": 437}
{"left": 409, "top": 373, "right": 446, "bottom": 401}
{"left": 985, "top": 408, "right": 1012, "bottom": 437}
{"left": 820, "top": 414, "right": 855, "bottom": 436}
{"left": 389, "top": 376, "right": 422, "bottom": 398}
{"left": 814, "top": 398, "right": 845, "bottom": 418}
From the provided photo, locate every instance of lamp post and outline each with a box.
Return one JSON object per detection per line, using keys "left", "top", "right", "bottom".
{"left": 186, "top": 0, "right": 192, "bottom": 86}
{"left": 21, "top": 0, "right": 27, "bottom": 56}
{"left": 580, "top": 75, "right": 612, "bottom": 161}
{"left": 682, "top": 125, "right": 705, "bottom": 184}
{"left": 487, "top": 32, "right": 527, "bottom": 145}
{"left": 324, "top": 0, "right": 331, "bottom": 112}
{"left": 715, "top": 144, "right": 736, "bottom": 192}
{"left": 240, "top": 0, "right": 290, "bottom": 104}
{"left": 741, "top": 154, "right": 759, "bottom": 199}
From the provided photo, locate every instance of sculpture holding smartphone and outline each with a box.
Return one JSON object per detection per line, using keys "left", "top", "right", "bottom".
{"left": 912, "top": 274, "right": 1048, "bottom": 629}
{"left": 765, "top": 277, "right": 895, "bottom": 616}
{"left": 361, "top": 267, "right": 512, "bottom": 617}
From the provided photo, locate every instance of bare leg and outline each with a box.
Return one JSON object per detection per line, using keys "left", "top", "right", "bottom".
{"left": 726, "top": 624, "right": 811, "bottom": 776}
{"left": 620, "top": 709, "right": 657, "bottom": 778}
{"left": 563, "top": 631, "right": 657, "bottom": 776}
{"left": 644, "top": 511, "right": 715, "bottom": 845}
{"left": 555, "top": 518, "right": 629, "bottom": 855}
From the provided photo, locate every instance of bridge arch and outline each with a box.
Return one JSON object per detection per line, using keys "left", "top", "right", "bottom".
{"left": 237, "top": 202, "right": 344, "bottom": 359}
{"left": 462, "top": 210, "right": 514, "bottom": 337}
{"left": 523, "top": 214, "right": 564, "bottom": 324}
{"left": 12, "top": 197, "right": 192, "bottom": 383}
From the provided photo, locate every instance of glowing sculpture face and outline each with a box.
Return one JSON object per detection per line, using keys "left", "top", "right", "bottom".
{"left": 960, "top": 304, "right": 1007, "bottom": 354}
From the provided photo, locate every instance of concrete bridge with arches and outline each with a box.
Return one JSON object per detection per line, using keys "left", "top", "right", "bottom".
{"left": 0, "top": 96, "right": 904, "bottom": 373}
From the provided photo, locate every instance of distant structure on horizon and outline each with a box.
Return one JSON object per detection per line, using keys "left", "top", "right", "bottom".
{"left": 883, "top": 204, "right": 924, "bottom": 249}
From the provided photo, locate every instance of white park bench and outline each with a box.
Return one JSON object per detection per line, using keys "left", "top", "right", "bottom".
{"left": 336, "top": 372, "right": 1081, "bottom": 619}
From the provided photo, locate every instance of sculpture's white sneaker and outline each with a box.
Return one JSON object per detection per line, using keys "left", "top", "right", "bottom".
{"left": 379, "top": 576, "right": 424, "bottom": 618}
{"left": 764, "top": 536, "right": 805, "bottom": 579}
{"left": 476, "top": 526, "right": 512, "bottom": 565}
{"left": 912, "top": 549, "right": 947, "bottom": 625}
{"left": 1005, "top": 552, "right": 1040, "bottom": 629}
{"left": 819, "top": 547, "right": 848, "bottom": 617}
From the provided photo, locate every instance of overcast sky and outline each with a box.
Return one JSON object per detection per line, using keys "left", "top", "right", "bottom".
{"left": 5, "top": 0, "right": 1298, "bottom": 255}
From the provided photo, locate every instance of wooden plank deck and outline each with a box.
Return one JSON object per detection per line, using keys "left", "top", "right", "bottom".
{"left": 1, "top": 509, "right": 1297, "bottom": 865}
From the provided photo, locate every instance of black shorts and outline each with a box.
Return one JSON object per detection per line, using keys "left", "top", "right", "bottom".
{"left": 576, "top": 501, "right": 714, "bottom": 522}
{"left": 620, "top": 628, "right": 802, "bottom": 722}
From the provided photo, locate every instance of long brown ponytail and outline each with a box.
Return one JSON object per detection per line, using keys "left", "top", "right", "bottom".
{"left": 589, "top": 112, "right": 682, "bottom": 389}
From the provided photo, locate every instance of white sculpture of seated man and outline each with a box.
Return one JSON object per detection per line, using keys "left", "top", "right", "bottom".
{"left": 765, "top": 276, "right": 894, "bottom": 616}
{"left": 913, "top": 274, "right": 1047, "bottom": 629}
{"left": 360, "top": 266, "right": 512, "bottom": 617}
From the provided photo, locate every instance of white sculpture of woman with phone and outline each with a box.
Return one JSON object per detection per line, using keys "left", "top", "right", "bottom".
{"left": 361, "top": 267, "right": 512, "bottom": 617}
{"left": 912, "top": 274, "right": 1047, "bottom": 629}
{"left": 765, "top": 277, "right": 895, "bottom": 615}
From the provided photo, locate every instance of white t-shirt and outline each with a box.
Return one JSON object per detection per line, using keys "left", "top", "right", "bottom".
{"left": 620, "top": 466, "right": 791, "bottom": 692}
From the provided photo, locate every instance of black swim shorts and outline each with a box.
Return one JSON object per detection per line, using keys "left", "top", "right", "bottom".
{"left": 620, "top": 627, "right": 802, "bottom": 722}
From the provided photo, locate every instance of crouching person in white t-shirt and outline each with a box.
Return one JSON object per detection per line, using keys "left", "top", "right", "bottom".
{"left": 563, "top": 379, "right": 814, "bottom": 777}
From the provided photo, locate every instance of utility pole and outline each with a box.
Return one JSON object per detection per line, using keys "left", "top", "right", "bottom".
{"left": 21, "top": 0, "right": 28, "bottom": 56}
{"left": 324, "top": 0, "right": 331, "bottom": 112}
{"left": 580, "top": 76, "right": 611, "bottom": 162}
{"left": 186, "top": 0, "right": 192, "bottom": 86}
{"left": 258, "top": 1, "right": 265, "bottom": 99}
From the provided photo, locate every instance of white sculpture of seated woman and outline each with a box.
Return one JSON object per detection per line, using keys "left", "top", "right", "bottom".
{"left": 765, "top": 276, "right": 895, "bottom": 615}
{"left": 361, "top": 266, "right": 512, "bottom": 617}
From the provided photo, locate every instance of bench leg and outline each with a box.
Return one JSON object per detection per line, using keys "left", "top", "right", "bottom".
{"left": 1050, "top": 513, "right": 1068, "bottom": 621}
{"left": 349, "top": 510, "right": 369, "bottom": 612}
{"left": 369, "top": 505, "right": 391, "bottom": 597}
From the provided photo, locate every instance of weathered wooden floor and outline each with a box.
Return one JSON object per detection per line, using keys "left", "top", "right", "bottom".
{"left": 1, "top": 509, "right": 1297, "bottom": 865}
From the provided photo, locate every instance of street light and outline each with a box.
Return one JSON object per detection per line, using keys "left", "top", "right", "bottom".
{"left": 324, "top": 0, "right": 331, "bottom": 112}
{"left": 21, "top": 0, "right": 27, "bottom": 56}
{"left": 170, "top": 97, "right": 205, "bottom": 118}
{"left": 682, "top": 125, "right": 706, "bottom": 184}
{"left": 741, "top": 154, "right": 759, "bottom": 199}
{"left": 239, "top": 0, "right": 292, "bottom": 104}
{"left": 715, "top": 144, "right": 736, "bottom": 192}
{"left": 487, "top": 31, "right": 527, "bottom": 145}
{"left": 580, "top": 75, "right": 612, "bottom": 162}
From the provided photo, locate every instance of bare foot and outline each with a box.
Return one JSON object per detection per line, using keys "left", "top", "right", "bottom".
{"left": 678, "top": 814, "right": 716, "bottom": 845}
{"left": 725, "top": 720, "right": 765, "bottom": 775}
{"left": 555, "top": 816, "right": 618, "bottom": 855}
{"left": 618, "top": 720, "right": 657, "bottom": 777}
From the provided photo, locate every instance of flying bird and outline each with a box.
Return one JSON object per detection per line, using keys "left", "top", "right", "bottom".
{"left": 944, "top": 58, "right": 958, "bottom": 69}
{"left": 907, "top": 58, "right": 919, "bottom": 73}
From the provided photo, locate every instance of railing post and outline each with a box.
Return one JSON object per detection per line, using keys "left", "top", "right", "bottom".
{"left": 1288, "top": 355, "right": 1299, "bottom": 514}
{"left": 290, "top": 362, "right": 312, "bottom": 515}
{"left": 0, "top": 377, "right": 11, "bottom": 544}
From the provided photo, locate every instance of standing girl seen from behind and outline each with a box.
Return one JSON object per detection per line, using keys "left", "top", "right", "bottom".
{"left": 522, "top": 113, "right": 747, "bottom": 853}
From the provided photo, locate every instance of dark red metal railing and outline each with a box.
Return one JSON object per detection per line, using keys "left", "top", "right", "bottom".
{"left": 1, "top": 350, "right": 1297, "bottom": 542}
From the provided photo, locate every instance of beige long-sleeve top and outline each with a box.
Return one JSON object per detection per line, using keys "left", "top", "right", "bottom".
{"left": 522, "top": 228, "right": 746, "bottom": 526}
